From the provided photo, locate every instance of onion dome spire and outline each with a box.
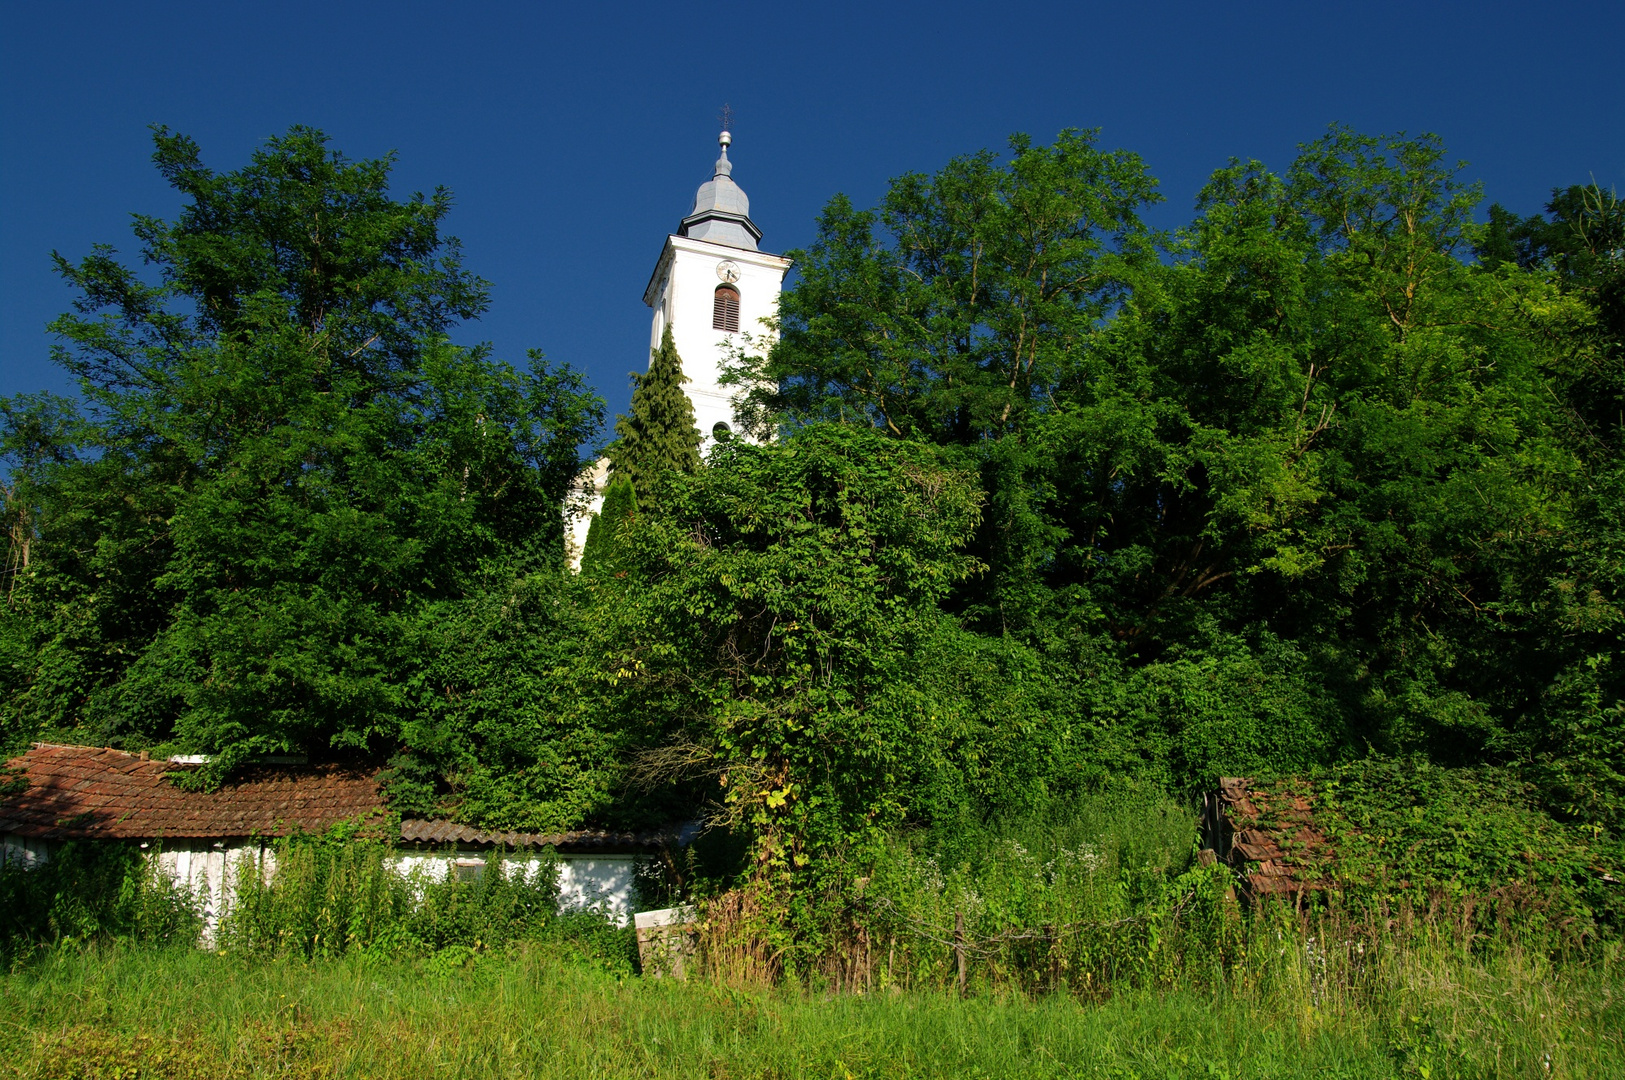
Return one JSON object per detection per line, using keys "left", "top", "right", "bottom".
{"left": 679, "top": 129, "right": 761, "bottom": 250}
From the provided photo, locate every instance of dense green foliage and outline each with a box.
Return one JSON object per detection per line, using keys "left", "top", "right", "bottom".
{"left": 717, "top": 128, "right": 1624, "bottom": 872}
{"left": 0, "top": 842, "right": 200, "bottom": 961}
{"left": 609, "top": 323, "right": 702, "bottom": 499}
{"left": 3, "top": 124, "right": 1623, "bottom": 971}
{"left": 1310, "top": 759, "right": 1624, "bottom": 930}
{"left": 736, "top": 127, "right": 1602, "bottom": 770}
{"left": 0, "top": 127, "right": 602, "bottom": 776}
{"left": 598, "top": 427, "right": 985, "bottom": 862}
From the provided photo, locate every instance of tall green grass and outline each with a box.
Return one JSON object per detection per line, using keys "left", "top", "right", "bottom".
{"left": 2, "top": 940, "right": 1619, "bottom": 1078}
{"left": 852, "top": 784, "right": 1220, "bottom": 994}
{"left": 219, "top": 840, "right": 567, "bottom": 958}
{"left": 695, "top": 781, "right": 1617, "bottom": 1002}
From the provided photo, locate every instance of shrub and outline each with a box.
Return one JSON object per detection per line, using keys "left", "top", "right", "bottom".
{"left": 1308, "top": 759, "right": 1625, "bottom": 941}
{"left": 218, "top": 836, "right": 566, "bottom": 959}
{"left": 0, "top": 841, "right": 201, "bottom": 961}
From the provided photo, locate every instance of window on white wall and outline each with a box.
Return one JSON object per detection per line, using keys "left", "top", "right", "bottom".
{"left": 712, "top": 285, "right": 740, "bottom": 333}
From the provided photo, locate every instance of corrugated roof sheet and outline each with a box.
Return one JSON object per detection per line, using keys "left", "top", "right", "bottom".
{"left": 397, "top": 818, "right": 664, "bottom": 852}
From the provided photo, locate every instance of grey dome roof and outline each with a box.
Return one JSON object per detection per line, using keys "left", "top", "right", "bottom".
{"left": 679, "top": 132, "right": 761, "bottom": 250}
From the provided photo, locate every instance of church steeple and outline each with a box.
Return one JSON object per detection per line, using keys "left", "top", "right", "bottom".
{"left": 678, "top": 129, "right": 762, "bottom": 250}
{"left": 570, "top": 122, "right": 792, "bottom": 569}
{"left": 639, "top": 124, "right": 791, "bottom": 449}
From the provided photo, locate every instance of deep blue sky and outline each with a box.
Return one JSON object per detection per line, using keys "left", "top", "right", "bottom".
{"left": 4, "top": 1, "right": 1621, "bottom": 424}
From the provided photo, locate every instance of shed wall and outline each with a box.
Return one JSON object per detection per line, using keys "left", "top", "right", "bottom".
{"left": 1, "top": 833, "right": 53, "bottom": 867}
{"left": 3, "top": 832, "right": 640, "bottom": 937}
{"left": 155, "top": 841, "right": 271, "bottom": 945}
{"left": 393, "top": 850, "right": 638, "bottom": 924}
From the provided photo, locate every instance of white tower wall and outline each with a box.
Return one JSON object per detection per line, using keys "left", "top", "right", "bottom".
{"left": 643, "top": 236, "right": 790, "bottom": 450}
{"left": 565, "top": 132, "right": 791, "bottom": 570}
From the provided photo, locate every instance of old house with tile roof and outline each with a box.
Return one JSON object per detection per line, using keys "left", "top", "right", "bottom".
{"left": 0, "top": 743, "right": 683, "bottom": 932}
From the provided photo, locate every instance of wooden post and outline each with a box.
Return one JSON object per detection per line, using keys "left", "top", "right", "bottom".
{"left": 953, "top": 910, "right": 967, "bottom": 994}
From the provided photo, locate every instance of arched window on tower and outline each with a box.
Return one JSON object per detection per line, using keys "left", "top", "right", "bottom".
{"left": 712, "top": 284, "right": 740, "bottom": 333}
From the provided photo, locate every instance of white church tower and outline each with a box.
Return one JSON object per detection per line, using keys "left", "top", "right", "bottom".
{"left": 566, "top": 129, "right": 793, "bottom": 566}
{"left": 643, "top": 128, "right": 793, "bottom": 446}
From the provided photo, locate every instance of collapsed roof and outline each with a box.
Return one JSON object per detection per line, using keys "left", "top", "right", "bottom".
{"left": 1203, "top": 776, "right": 1335, "bottom": 899}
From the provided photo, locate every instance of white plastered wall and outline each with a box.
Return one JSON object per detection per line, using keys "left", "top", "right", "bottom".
{"left": 646, "top": 235, "right": 790, "bottom": 452}
{"left": 565, "top": 456, "right": 611, "bottom": 570}
{"left": 1, "top": 833, "right": 52, "bottom": 868}
{"left": 154, "top": 841, "right": 271, "bottom": 946}
{"left": 3, "top": 835, "right": 641, "bottom": 938}
{"left": 384, "top": 851, "right": 639, "bottom": 926}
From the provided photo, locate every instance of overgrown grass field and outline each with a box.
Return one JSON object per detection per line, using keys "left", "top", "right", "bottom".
{"left": 5, "top": 781, "right": 1623, "bottom": 1077}
{"left": 2, "top": 940, "right": 1619, "bottom": 1079}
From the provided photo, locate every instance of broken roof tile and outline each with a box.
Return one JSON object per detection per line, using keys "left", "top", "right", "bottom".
{"left": 1208, "top": 776, "right": 1335, "bottom": 900}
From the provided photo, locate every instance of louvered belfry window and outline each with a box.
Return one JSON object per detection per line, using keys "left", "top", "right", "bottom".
{"left": 713, "top": 285, "right": 741, "bottom": 332}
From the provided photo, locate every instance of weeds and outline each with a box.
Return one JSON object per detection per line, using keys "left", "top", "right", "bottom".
{"left": 693, "top": 779, "right": 1623, "bottom": 1005}
{"left": 2, "top": 835, "right": 635, "bottom": 969}
{"left": 218, "top": 839, "right": 565, "bottom": 958}
{"left": 0, "top": 841, "right": 201, "bottom": 962}
{"left": 1, "top": 941, "right": 1618, "bottom": 1078}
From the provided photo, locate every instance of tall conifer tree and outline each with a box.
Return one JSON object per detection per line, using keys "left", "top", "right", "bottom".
{"left": 611, "top": 324, "right": 702, "bottom": 497}
{"left": 580, "top": 474, "right": 637, "bottom": 575}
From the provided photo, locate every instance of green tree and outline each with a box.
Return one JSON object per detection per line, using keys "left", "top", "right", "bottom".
{"left": 1058, "top": 127, "right": 1589, "bottom": 764}
{"left": 742, "top": 125, "right": 1601, "bottom": 791}
{"left": 611, "top": 323, "right": 701, "bottom": 498}
{"left": 580, "top": 474, "right": 637, "bottom": 575}
{"left": 728, "top": 129, "right": 1160, "bottom": 445}
{"left": 0, "top": 126, "right": 603, "bottom": 773}
{"left": 1473, "top": 181, "right": 1625, "bottom": 828}
{"left": 383, "top": 570, "right": 626, "bottom": 829}
{"left": 594, "top": 425, "right": 986, "bottom": 877}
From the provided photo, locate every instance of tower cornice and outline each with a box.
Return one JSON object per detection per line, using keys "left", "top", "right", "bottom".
{"left": 643, "top": 234, "right": 793, "bottom": 309}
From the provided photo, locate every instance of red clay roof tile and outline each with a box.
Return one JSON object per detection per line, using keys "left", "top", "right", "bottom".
{"left": 0, "top": 744, "right": 386, "bottom": 841}
{"left": 1211, "top": 776, "right": 1334, "bottom": 900}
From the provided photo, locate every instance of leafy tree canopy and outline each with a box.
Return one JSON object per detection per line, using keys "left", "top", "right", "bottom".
{"left": 0, "top": 126, "right": 603, "bottom": 775}
{"left": 731, "top": 129, "right": 1162, "bottom": 445}
{"left": 590, "top": 425, "right": 986, "bottom": 870}
{"left": 720, "top": 125, "right": 1623, "bottom": 848}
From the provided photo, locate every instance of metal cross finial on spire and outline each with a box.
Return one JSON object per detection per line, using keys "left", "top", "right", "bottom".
{"left": 715, "top": 104, "right": 734, "bottom": 167}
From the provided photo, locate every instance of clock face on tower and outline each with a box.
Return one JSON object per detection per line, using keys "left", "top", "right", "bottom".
{"left": 716, "top": 260, "right": 741, "bottom": 284}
